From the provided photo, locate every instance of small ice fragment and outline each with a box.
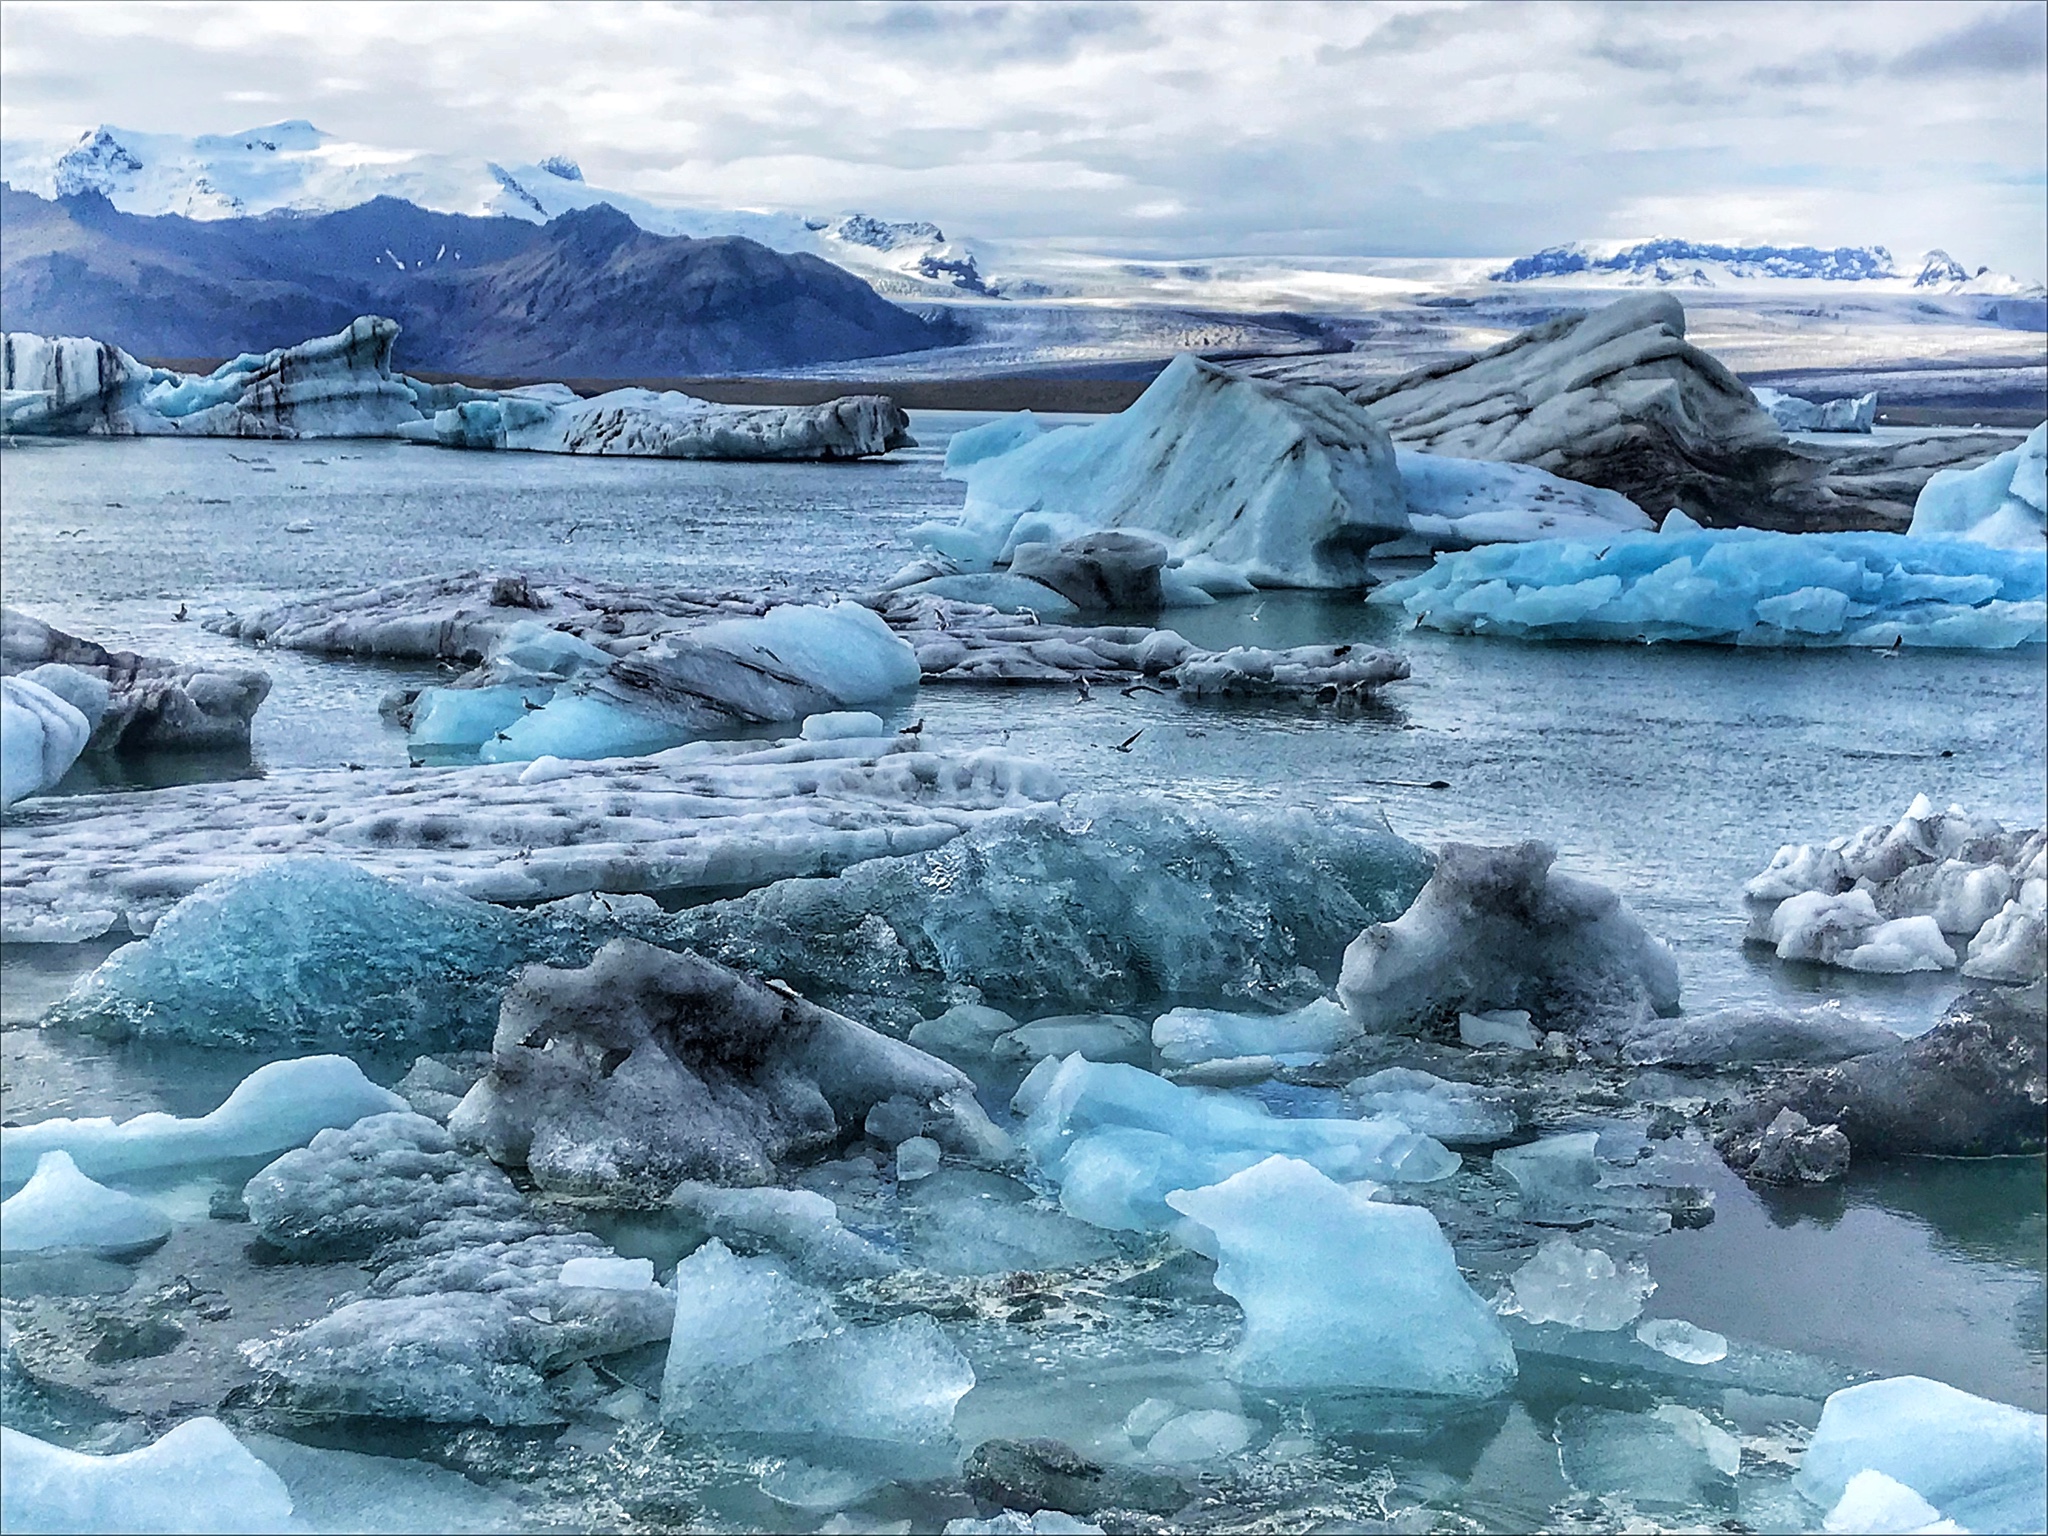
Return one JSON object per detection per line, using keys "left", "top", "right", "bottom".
{"left": 559, "top": 1255, "right": 657, "bottom": 1290}
{"left": 801, "top": 710, "right": 886, "bottom": 742}
{"left": 0, "top": 1150, "right": 172, "bottom": 1256}
{"left": 1459, "top": 1009, "right": 1540, "bottom": 1050}
{"left": 1636, "top": 1317, "right": 1728, "bottom": 1364}
{"left": 1145, "top": 1408, "right": 1254, "bottom": 1463}
{"left": 0, "top": 1419, "right": 295, "bottom": 1534}
{"left": 285, "top": 519, "right": 315, "bottom": 533}
{"left": 896, "top": 1137, "right": 942, "bottom": 1181}
{"left": 1510, "top": 1237, "right": 1654, "bottom": 1330}
{"left": 1122, "top": 1397, "right": 1179, "bottom": 1442}
{"left": 1823, "top": 1469, "right": 1956, "bottom": 1534}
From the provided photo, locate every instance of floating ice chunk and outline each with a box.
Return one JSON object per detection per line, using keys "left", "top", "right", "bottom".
{"left": 1020, "top": 1056, "right": 1456, "bottom": 1231}
{"left": 0, "top": 1419, "right": 296, "bottom": 1535}
{"left": 1965, "top": 887, "right": 2047, "bottom": 983}
{"left": 1556, "top": 1403, "right": 1739, "bottom": 1507}
{"left": 1909, "top": 423, "right": 2046, "bottom": 551}
{"left": 697, "top": 601, "right": 922, "bottom": 705}
{"left": 1373, "top": 528, "right": 2046, "bottom": 647}
{"left": 2, "top": 1056, "right": 404, "bottom": 1188}
{"left": 1145, "top": 1409, "right": 1254, "bottom": 1463}
{"left": 1754, "top": 386, "right": 1878, "bottom": 434}
{"left": 908, "top": 1003, "right": 1024, "bottom": 1065}
{"left": 1509, "top": 1237, "right": 1654, "bottom": 1330}
{"left": 0, "top": 1151, "right": 172, "bottom": 1256}
{"left": 942, "top": 411, "right": 1049, "bottom": 473}
{"left": 559, "top": 1255, "right": 657, "bottom": 1290}
{"left": 1761, "top": 891, "right": 1957, "bottom": 972}
{"left": 1620, "top": 1004, "right": 1902, "bottom": 1066}
{"left": 1822, "top": 1470, "right": 1960, "bottom": 1534}
{"left": 1152, "top": 998, "right": 1356, "bottom": 1067}
{"left": 1494, "top": 1132, "right": 1661, "bottom": 1224}
{"left": 944, "top": 1514, "right": 1104, "bottom": 1536}
{"left": 660, "top": 1239, "right": 973, "bottom": 1474}
{"left": 897, "top": 1136, "right": 942, "bottom": 1181}
{"left": 801, "top": 710, "right": 887, "bottom": 741}
{"left": 1165, "top": 1156, "right": 1516, "bottom": 1397}
{"left": 1797, "top": 1375, "right": 2046, "bottom": 1534}
{"left": 1842, "top": 916, "right": 1958, "bottom": 974}
{"left": 1636, "top": 1318, "right": 1729, "bottom": 1365}
{"left": 1338, "top": 840, "right": 1680, "bottom": 1042}
{"left": 1459, "top": 1009, "right": 1540, "bottom": 1050}
{"left": 47, "top": 857, "right": 531, "bottom": 1053}
{"left": 897, "top": 1166, "right": 1120, "bottom": 1276}
{"left": 918, "top": 355, "right": 1407, "bottom": 590}
{"left": 15, "top": 663, "right": 110, "bottom": 739}
{"left": 1346, "top": 1069, "right": 1518, "bottom": 1146}
{"left": 484, "top": 620, "right": 615, "bottom": 678}
{"left": 2, "top": 674, "right": 91, "bottom": 807}
{"left": 670, "top": 1180, "right": 901, "bottom": 1281}
{"left": 408, "top": 684, "right": 545, "bottom": 754}
{"left": 999, "top": 1014, "right": 1150, "bottom": 1065}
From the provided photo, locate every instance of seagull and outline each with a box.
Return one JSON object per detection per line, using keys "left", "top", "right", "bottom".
{"left": 898, "top": 718, "right": 924, "bottom": 736}
{"left": 173, "top": 602, "right": 189, "bottom": 622}
{"left": 521, "top": 696, "right": 544, "bottom": 711}
{"left": 494, "top": 730, "right": 512, "bottom": 742}
{"left": 1120, "top": 682, "right": 1164, "bottom": 698}
{"left": 562, "top": 522, "right": 582, "bottom": 543}
{"left": 1248, "top": 602, "right": 1265, "bottom": 622}
{"left": 1113, "top": 729, "right": 1143, "bottom": 753}
{"left": 1074, "top": 676, "right": 1092, "bottom": 701}
{"left": 1873, "top": 635, "right": 1903, "bottom": 657}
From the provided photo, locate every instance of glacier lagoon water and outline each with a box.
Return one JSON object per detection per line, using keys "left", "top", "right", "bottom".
{"left": 1, "top": 420, "right": 2043, "bottom": 1531}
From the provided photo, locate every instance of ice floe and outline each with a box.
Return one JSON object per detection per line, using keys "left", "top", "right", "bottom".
{"left": 1016, "top": 1055, "right": 1456, "bottom": 1232}
{"left": 1337, "top": 840, "right": 1681, "bottom": 1046}
{"left": 0, "top": 731, "right": 1063, "bottom": 943}
{"left": 1745, "top": 795, "right": 2045, "bottom": 981}
{"left": 1908, "top": 422, "right": 2046, "bottom": 551}
{"left": 1372, "top": 527, "right": 2047, "bottom": 648}
{"left": 0, "top": 1150, "right": 172, "bottom": 1257}
{"left": 1, "top": 1056, "right": 404, "bottom": 1188}
{"left": 0, "top": 1418, "right": 296, "bottom": 1535}
{"left": 447, "top": 938, "right": 998, "bottom": 1198}
{"left": 660, "top": 1239, "right": 974, "bottom": 1476}
{"left": 1795, "top": 1376, "right": 2046, "bottom": 1535}
{"left": 1165, "top": 1156, "right": 1517, "bottom": 1397}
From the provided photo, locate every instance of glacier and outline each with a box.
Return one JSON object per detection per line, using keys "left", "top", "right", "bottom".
{"left": 1907, "top": 423, "right": 2047, "bottom": 551}
{"left": 1372, "top": 525, "right": 2048, "bottom": 649}
{"left": 1164, "top": 1156, "right": 1517, "bottom": 1397}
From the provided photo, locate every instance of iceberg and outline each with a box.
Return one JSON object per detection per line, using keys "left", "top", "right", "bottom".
{"left": 0, "top": 1150, "right": 172, "bottom": 1256}
{"left": 0, "top": 1419, "right": 296, "bottom": 1535}
{"left": 1165, "top": 1156, "right": 1516, "bottom": 1397}
{"left": 1017, "top": 1055, "right": 1457, "bottom": 1232}
{"left": 915, "top": 354, "right": 1408, "bottom": 590}
{"left": 660, "top": 1239, "right": 974, "bottom": 1475}
{"left": 1744, "top": 797, "right": 2044, "bottom": 983}
{"left": 399, "top": 385, "right": 912, "bottom": 460}
{"left": 448, "top": 938, "right": 994, "bottom": 1199}
{"left": 1337, "top": 840, "right": 1680, "bottom": 1045}
{"left": 1753, "top": 386, "right": 1878, "bottom": 434}
{"left": 1, "top": 673, "right": 90, "bottom": 808}
{"left": 1795, "top": 1376, "right": 2047, "bottom": 1535}
{"left": 666, "top": 796, "right": 1432, "bottom": 1029}
{"left": 47, "top": 857, "right": 535, "bottom": 1052}
{"left": 1908, "top": 423, "right": 2046, "bottom": 550}
{"left": 2, "top": 1055, "right": 404, "bottom": 1188}
{"left": 1372, "top": 527, "right": 2047, "bottom": 648}
{"left": 1392, "top": 448, "right": 1653, "bottom": 551}
{"left": 3, "top": 608, "right": 271, "bottom": 756}
{"left": 0, "top": 731, "right": 1063, "bottom": 944}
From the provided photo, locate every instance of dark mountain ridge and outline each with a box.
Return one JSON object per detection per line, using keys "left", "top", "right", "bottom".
{"left": 0, "top": 187, "right": 951, "bottom": 375}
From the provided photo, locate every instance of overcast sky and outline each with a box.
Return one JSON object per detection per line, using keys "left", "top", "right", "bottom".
{"left": 4, "top": 0, "right": 2044, "bottom": 275}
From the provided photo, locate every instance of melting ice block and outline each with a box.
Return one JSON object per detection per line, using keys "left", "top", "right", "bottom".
{"left": 1795, "top": 1375, "right": 2047, "bottom": 1534}
{"left": 1822, "top": 1471, "right": 1957, "bottom": 1534}
{"left": 1165, "top": 1156, "right": 1516, "bottom": 1397}
{"left": 2, "top": 1056, "right": 404, "bottom": 1189}
{"left": 1152, "top": 998, "right": 1357, "bottom": 1067}
{"left": 0, "top": 1150, "right": 172, "bottom": 1256}
{"left": 0, "top": 1419, "right": 296, "bottom": 1535}
{"left": 1509, "top": 1237, "right": 1654, "bottom": 1330}
{"left": 1372, "top": 527, "right": 2046, "bottom": 648}
{"left": 660, "top": 1239, "right": 973, "bottom": 1475}
{"left": 2, "top": 673, "right": 91, "bottom": 808}
{"left": 1556, "top": 1404, "right": 1739, "bottom": 1509}
{"left": 1908, "top": 423, "right": 2046, "bottom": 551}
{"left": 1635, "top": 1318, "right": 1729, "bottom": 1365}
{"left": 1017, "top": 1055, "right": 1457, "bottom": 1231}
{"left": 1345, "top": 1069, "right": 1518, "bottom": 1146}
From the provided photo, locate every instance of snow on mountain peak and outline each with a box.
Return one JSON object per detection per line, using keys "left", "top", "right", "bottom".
{"left": 52, "top": 128, "right": 143, "bottom": 198}
{"left": 538, "top": 155, "right": 584, "bottom": 182}
{"left": 1493, "top": 238, "right": 1899, "bottom": 285}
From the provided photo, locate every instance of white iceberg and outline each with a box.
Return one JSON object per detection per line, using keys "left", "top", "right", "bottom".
{"left": 1015, "top": 1054, "right": 1456, "bottom": 1232}
{"left": 1796, "top": 1375, "right": 2046, "bottom": 1535}
{"left": 1165, "top": 1155, "right": 1516, "bottom": 1397}
{"left": 0, "top": 1150, "right": 172, "bottom": 1256}
{"left": 2, "top": 1055, "right": 405, "bottom": 1187}
{"left": 1373, "top": 526, "right": 2046, "bottom": 648}
{"left": 659, "top": 1239, "right": 973, "bottom": 1474}
{"left": 1, "top": 673, "right": 91, "bottom": 808}
{"left": 0, "top": 1420, "right": 296, "bottom": 1536}
{"left": 1908, "top": 423, "right": 2046, "bottom": 551}
{"left": 1753, "top": 386, "right": 1878, "bottom": 434}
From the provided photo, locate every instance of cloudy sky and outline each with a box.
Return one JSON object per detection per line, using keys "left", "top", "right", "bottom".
{"left": 4, "top": 0, "right": 2044, "bottom": 275}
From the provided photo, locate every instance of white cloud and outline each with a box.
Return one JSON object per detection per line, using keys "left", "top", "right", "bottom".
{"left": 2, "top": 0, "right": 2042, "bottom": 276}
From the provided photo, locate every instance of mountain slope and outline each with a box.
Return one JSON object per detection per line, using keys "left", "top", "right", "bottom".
{"left": 0, "top": 187, "right": 949, "bottom": 375}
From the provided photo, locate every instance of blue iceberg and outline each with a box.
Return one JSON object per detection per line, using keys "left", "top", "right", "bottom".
{"left": 1372, "top": 525, "right": 2045, "bottom": 648}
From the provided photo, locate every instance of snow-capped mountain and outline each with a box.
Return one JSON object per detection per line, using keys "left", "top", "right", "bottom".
{"left": 1491, "top": 237, "right": 2042, "bottom": 296}
{"left": 3, "top": 121, "right": 992, "bottom": 298}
